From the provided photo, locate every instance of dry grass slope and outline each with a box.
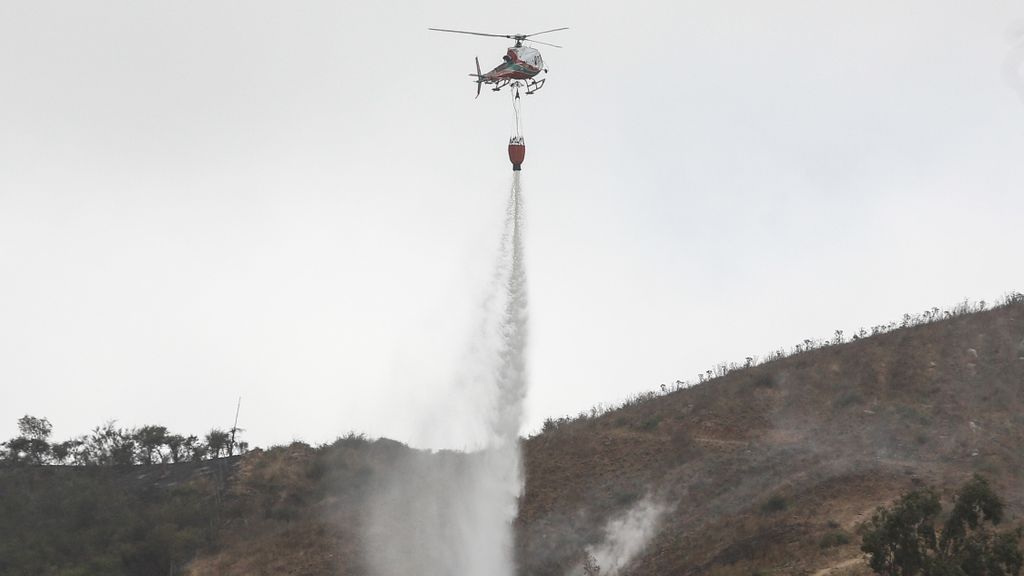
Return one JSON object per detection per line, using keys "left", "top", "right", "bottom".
{"left": 518, "top": 300, "right": 1024, "bottom": 575}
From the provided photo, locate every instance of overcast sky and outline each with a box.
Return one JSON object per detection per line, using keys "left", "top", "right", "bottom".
{"left": 2, "top": 0, "right": 1023, "bottom": 449}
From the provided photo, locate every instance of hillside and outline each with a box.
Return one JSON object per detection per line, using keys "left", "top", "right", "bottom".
{"left": 2, "top": 300, "right": 1023, "bottom": 575}
{"left": 518, "top": 299, "right": 1024, "bottom": 575}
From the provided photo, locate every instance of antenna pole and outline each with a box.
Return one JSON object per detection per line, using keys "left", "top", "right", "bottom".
{"left": 230, "top": 397, "right": 241, "bottom": 456}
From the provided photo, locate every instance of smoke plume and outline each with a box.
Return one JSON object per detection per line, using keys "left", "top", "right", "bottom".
{"left": 571, "top": 496, "right": 671, "bottom": 576}
{"left": 363, "top": 174, "right": 528, "bottom": 576}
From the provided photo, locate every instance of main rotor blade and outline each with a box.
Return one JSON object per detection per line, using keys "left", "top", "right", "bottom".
{"left": 527, "top": 39, "right": 563, "bottom": 48}
{"left": 429, "top": 28, "right": 509, "bottom": 39}
{"left": 524, "top": 27, "right": 569, "bottom": 38}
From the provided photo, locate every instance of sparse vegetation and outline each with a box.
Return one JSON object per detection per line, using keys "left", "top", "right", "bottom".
{"left": 894, "top": 405, "right": 932, "bottom": 427}
{"left": 754, "top": 373, "right": 776, "bottom": 389}
{"left": 819, "top": 530, "right": 852, "bottom": 548}
{"left": 614, "top": 490, "right": 640, "bottom": 506}
{"left": 533, "top": 293, "right": 1023, "bottom": 435}
{"left": 636, "top": 416, "right": 662, "bottom": 432}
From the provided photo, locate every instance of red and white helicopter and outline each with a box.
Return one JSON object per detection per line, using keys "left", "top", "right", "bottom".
{"left": 429, "top": 27, "right": 568, "bottom": 98}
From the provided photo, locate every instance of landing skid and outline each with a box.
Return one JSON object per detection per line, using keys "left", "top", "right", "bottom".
{"left": 524, "top": 78, "right": 545, "bottom": 95}
{"left": 489, "top": 78, "right": 513, "bottom": 92}
{"left": 477, "top": 77, "right": 545, "bottom": 95}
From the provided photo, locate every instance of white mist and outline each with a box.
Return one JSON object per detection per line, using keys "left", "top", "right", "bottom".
{"left": 364, "top": 174, "right": 528, "bottom": 576}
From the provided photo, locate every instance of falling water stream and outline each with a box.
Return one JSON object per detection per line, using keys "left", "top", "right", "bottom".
{"left": 364, "top": 174, "right": 528, "bottom": 576}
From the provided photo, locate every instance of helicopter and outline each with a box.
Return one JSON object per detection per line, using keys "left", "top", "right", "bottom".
{"left": 429, "top": 27, "right": 568, "bottom": 98}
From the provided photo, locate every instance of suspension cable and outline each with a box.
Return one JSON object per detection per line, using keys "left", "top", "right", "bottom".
{"left": 511, "top": 83, "right": 523, "bottom": 140}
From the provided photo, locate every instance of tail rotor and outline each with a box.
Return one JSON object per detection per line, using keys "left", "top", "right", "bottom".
{"left": 475, "top": 57, "right": 482, "bottom": 98}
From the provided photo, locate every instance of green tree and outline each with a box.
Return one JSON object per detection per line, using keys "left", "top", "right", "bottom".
{"left": 860, "top": 476, "right": 1023, "bottom": 576}
{"left": 860, "top": 487, "right": 942, "bottom": 575}
{"left": 50, "top": 439, "right": 82, "bottom": 464}
{"left": 941, "top": 476, "right": 1005, "bottom": 553}
{"left": 134, "top": 425, "right": 168, "bottom": 464}
{"left": 205, "top": 429, "right": 229, "bottom": 459}
{"left": 109, "top": 432, "right": 138, "bottom": 466}
{"left": 17, "top": 415, "right": 53, "bottom": 440}
{"left": 83, "top": 421, "right": 138, "bottom": 465}
{"left": 165, "top": 434, "right": 186, "bottom": 463}
{"left": 1, "top": 415, "right": 54, "bottom": 464}
{"left": 941, "top": 476, "right": 1023, "bottom": 576}
{"left": 184, "top": 435, "right": 206, "bottom": 462}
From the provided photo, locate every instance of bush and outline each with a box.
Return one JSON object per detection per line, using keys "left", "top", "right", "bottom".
{"left": 761, "top": 495, "right": 788, "bottom": 514}
{"left": 635, "top": 416, "right": 662, "bottom": 432}
{"left": 614, "top": 491, "right": 639, "bottom": 506}
{"left": 754, "top": 373, "right": 776, "bottom": 389}
{"left": 833, "top": 391, "right": 864, "bottom": 410}
{"left": 819, "top": 531, "right": 852, "bottom": 548}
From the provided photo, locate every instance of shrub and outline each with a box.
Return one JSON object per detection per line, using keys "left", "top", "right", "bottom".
{"left": 614, "top": 491, "right": 639, "bottom": 506}
{"left": 833, "top": 391, "right": 864, "bottom": 410}
{"left": 761, "top": 495, "right": 788, "bottom": 514}
{"left": 636, "top": 416, "right": 661, "bottom": 432}
{"left": 819, "top": 531, "right": 851, "bottom": 548}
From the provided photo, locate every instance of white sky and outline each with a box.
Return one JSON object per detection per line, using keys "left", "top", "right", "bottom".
{"left": 2, "top": 0, "right": 1023, "bottom": 449}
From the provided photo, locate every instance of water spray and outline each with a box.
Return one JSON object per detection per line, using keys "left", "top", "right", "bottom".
{"left": 1006, "top": 22, "right": 1024, "bottom": 104}
{"left": 364, "top": 171, "right": 529, "bottom": 576}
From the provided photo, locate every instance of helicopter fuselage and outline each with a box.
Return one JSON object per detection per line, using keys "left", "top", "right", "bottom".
{"left": 478, "top": 46, "right": 544, "bottom": 82}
